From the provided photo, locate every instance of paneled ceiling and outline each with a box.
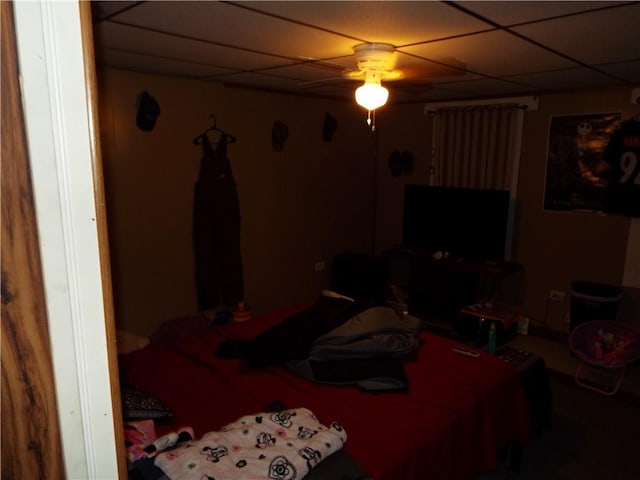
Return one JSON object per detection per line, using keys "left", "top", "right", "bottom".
{"left": 91, "top": 1, "right": 640, "bottom": 105}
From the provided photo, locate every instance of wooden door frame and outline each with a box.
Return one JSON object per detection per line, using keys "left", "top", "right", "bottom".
{"left": 8, "top": 1, "right": 124, "bottom": 477}
{"left": 1, "top": 2, "right": 65, "bottom": 476}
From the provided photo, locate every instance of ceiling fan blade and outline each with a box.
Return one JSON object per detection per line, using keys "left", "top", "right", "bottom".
{"left": 296, "top": 56, "right": 355, "bottom": 73}
{"left": 398, "top": 57, "right": 468, "bottom": 80}
{"left": 297, "top": 76, "right": 353, "bottom": 87}
{"left": 342, "top": 69, "right": 366, "bottom": 80}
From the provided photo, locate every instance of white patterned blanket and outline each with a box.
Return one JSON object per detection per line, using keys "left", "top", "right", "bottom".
{"left": 154, "top": 407, "right": 347, "bottom": 480}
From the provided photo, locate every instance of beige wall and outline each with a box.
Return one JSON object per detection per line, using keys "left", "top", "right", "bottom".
{"left": 99, "top": 67, "right": 637, "bottom": 336}
{"left": 517, "top": 88, "right": 635, "bottom": 331}
{"left": 98, "top": 69, "right": 376, "bottom": 335}
{"left": 373, "top": 103, "right": 434, "bottom": 252}
{"left": 375, "top": 87, "right": 638, "bottom": 332}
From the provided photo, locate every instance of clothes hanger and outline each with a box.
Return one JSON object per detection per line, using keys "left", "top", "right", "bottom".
{"left": 192, "top": 115, "right": 237, "bottom": 145}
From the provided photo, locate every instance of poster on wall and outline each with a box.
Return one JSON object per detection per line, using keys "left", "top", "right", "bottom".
{"left": 543, "top": 112, "right": 621, "bottom": 213}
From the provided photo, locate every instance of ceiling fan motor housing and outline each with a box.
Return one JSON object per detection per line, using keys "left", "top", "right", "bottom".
{"left": 353, "top": 43, "right": 401, "bottom": 80}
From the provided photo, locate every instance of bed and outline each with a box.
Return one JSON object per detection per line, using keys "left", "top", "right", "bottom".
{"left": 119, "top": 295, "right": 531, "bottom": 480}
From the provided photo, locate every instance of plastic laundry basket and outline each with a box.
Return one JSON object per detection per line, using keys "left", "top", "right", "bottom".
{"left": 569, "top": 281, "right": 623, "bottom": 332}
{"left": 568, "top": 320, "right": 640, "bottom": 395}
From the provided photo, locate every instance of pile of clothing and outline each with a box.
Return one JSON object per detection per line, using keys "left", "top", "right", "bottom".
{"left": 217, "top": 292, "right": 421, "bottom": 392}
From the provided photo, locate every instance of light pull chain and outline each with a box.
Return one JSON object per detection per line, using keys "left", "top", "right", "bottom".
{"left": 366, "top": 109, "right": 377, "bottom": 132}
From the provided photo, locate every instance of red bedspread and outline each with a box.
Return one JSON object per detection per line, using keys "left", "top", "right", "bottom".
{"left": 119, "top": 305, "right": 531, "bottom": 480}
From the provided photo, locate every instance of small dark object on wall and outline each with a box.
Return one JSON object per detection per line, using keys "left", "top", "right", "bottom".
{"left": 400, "top": 150, "right": 414, "bottom": 174}
{"left": 272, "top": 120, "right": 289, "bottom": 152}
{"left": 323, "top": 112, "right": 338, "bottom": 141}
{"left": 388, "top": 150, "right": 402, "bottom": 177}
{"left": 136, "top": 91, "right": 161, "bottom": 131}
{"left": 388, "top": 150, "right": 415, "bottom": 177}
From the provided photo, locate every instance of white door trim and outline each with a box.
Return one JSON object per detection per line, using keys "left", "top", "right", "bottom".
{"left": 13, "top": 1, "right": 118, "bottom": 478}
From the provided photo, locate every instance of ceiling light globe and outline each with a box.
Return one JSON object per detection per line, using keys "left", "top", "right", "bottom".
{"left": 355, "top": 83, "right": 389, "bottom": 111}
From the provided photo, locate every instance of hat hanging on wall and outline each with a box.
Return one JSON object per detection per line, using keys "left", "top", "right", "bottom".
{"left": 322, "top": 112, "right": 338, "bottom": 142}
{"left": 136, "top": 91, "right": 161, "bottom": 132}
{"left": 388, "top": 149, "right": 414, "bottom": 177}
{"left": 400, "top": 150, "right": 415, "bottom": 175}
{"left": 272, "top": 120, "right": 289, "bottom": 152}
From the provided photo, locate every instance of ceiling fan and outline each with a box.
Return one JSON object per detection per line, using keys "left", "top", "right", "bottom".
{"left": 299, "top": 43, "right": 466, "bottom": 112}
{"left": 342, "top": 43, "right": 404, "bottom": 82}
{"left": 300, "top": 41, "right": 467, "bottom": 82}
{"left": 347, "top": 43, "right": 403, "bottom": 111}
{"left": 298, "top": 44, "right": 401, "bottom": 83}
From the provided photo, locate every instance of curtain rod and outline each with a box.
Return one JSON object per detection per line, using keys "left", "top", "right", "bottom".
{"left": 424, "top": 95, "right": 539, "bottom": 114}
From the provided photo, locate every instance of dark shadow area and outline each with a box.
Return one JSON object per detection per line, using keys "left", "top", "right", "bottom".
{"left": 477, "top": 373, "right": 640, "bottom": 480}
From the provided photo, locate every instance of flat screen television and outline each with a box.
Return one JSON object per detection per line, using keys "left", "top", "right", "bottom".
{"left": 402, "top": 185, "right": 512, "bottom": 262}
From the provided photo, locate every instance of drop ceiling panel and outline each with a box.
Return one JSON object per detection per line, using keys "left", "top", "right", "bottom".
{"left": 94, "top": 22, "right": 292, "bottom": 72}
{"left": 402, "top": 30, "right": 577, "bottom": 77}
{"left": 240, "top": 1, "right": 491, "bottom": 46}
{"left": 456, "top": 1, "right": 628, "bottom": 25}
{"left": 91, "top": 1, "right": 139, "bottom": 19}
{"left": 298, "top": 84, "right": 353, "bottom": 100}
{"left": 512, "top": 4, "right": 640, "bottom": 64}
{"left": 216, "top": 72, "right": 308, "bottom": 91}
{"left": 109, "top": 1, "right": 356, "bottom": 60}
{"left": 91, "top": 1, "right": 640, "bottom": 103}
{"left": 394, "top": 53, "right": 481, "bottom": 83}
{"left": 420, "top": 74, "right": 485, "bottom": 87}
{"left": 506, "top": 67, "right": 626, "bottom": 91}
{"left": 98, "top": 50, "right": 234, "bottom": 78}
{"left": 596, "top": 60, "right": 640, "bottom": 83}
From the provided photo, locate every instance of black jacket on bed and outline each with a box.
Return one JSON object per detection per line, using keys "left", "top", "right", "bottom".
{"left": 217, "top": 296, "right": 376, "bottom": 364}
{"left": 217, "top": 295, "right": 421, "bottom": 391}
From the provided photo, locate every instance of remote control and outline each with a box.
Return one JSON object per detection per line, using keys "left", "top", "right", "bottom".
{"left": 452, "top": 346, "right": 480, "bottom": 358}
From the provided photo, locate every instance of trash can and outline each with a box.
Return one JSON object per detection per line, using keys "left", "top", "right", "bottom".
{"left": 569, "top": 281, "right": 623, "bottom": 331}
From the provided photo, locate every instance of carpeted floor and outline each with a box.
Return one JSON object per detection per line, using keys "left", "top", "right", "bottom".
{"left": 477, "top": 371, "right": 640, "bottom": 480}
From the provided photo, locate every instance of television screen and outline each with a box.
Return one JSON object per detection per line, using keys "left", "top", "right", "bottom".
{"left": 402, "top": 185, "right": 512, "bottom": 262}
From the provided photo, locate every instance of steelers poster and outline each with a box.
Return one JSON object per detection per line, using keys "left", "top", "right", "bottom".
{"left": 543, "top": 112, "right": 621, "bottom": 213}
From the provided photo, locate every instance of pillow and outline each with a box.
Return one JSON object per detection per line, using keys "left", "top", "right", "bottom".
{"left": 121, "top": 382, "right": 173, "bottom": 420}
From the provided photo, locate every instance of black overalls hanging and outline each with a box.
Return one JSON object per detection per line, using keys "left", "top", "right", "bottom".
{"left": 193, "top": 133, "right": 244, "bottom": 311}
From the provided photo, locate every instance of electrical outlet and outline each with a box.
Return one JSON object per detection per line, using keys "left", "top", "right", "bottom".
{"left": 314, "top": 261, "right": 325, "bottom": 272}
{"left": 549, "top": 290, "right": 566, "bottom": 302}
